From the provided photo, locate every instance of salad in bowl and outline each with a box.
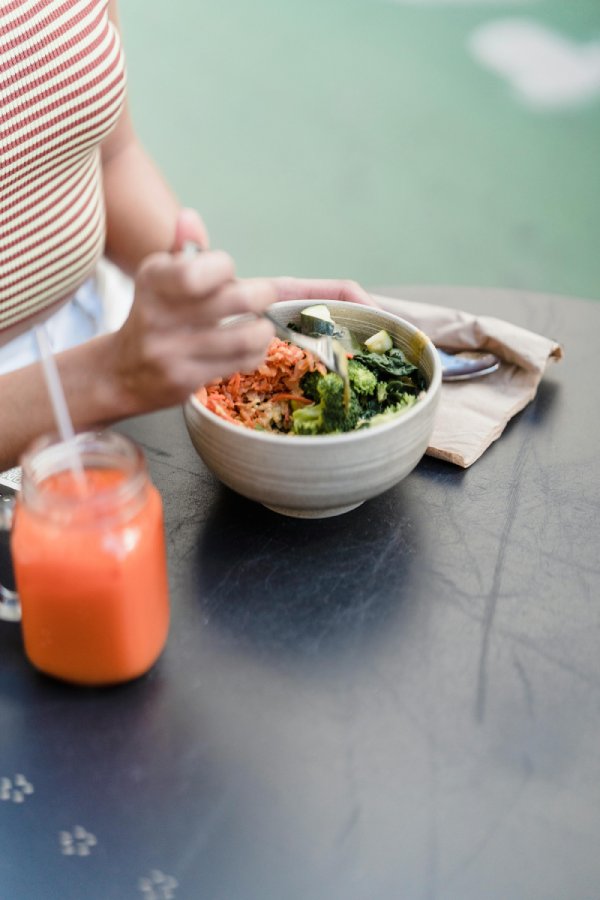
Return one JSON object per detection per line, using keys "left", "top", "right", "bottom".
{"left": 184, "top": 300, "right": 441, "bottom": 518}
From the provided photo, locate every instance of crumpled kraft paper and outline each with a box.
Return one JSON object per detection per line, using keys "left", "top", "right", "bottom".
{"left": 372, "top": 294, "right": 563, "bottom": 468}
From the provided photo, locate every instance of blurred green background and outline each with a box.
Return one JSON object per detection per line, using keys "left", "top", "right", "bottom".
{"left": 119, "top": 0, "right": 600, "bottom": 301}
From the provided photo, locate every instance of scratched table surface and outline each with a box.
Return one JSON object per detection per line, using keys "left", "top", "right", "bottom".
{"left": 1, "top": 287, "right": 599, "bottom": 900}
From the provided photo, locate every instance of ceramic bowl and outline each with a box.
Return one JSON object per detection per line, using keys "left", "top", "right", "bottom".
{"left": 183, "top": 300, "right": 442, "bottom": 518}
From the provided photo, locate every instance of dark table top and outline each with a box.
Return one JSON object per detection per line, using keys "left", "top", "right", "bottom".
{"left": 1, "top": 287, "right": 599, "bottom": 900}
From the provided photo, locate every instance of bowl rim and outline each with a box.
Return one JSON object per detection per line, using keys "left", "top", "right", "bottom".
{"left": 186, "top": 302, "right": 442, "bottom": 446}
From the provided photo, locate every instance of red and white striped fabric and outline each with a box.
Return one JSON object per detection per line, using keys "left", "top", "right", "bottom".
{"left": 0, "top": 0, "right": 126, "bottom": 332}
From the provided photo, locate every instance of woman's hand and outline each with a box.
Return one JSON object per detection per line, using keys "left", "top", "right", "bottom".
{"left": 105, "top": 208, "right": 376, "bottom": 417}
{"left": 107, "top": 249, "right": 276, "bottom": 415}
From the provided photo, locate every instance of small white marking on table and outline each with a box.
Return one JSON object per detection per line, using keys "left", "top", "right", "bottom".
{"left": 138, "top": 869, "right": 179, "bottom": 899}
{"left": 59, "top": 826, "right": 97, "bottom": 856}
{"left": 0, "top": 774, "right": 34, "bottom": 803}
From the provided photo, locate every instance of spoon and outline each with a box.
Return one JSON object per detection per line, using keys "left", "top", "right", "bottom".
{"left": 437, "top": 347, "right": 500, "bottom": 382}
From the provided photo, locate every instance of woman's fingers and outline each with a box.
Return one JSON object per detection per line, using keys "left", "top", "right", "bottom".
{"left": 121, "top": 318, "right": 274, "bottom": 402}
{"left": 117, "top": 265, "right": 276, "bottom": 408}
{"left": 171, "top": 207, "right": 210, "bottom": 252}
{"left": 270, "top": 276, "right": 378, "bottom": 307}
{"left": 137, "top": 254, "right": 278, "bottom": 324}
{"left": 184, "top": 278, "right": 278, "bottom": 323}
{"left": 184, "top": 318, "right": 274, "bottom": 363}
{"left": 171, "top": 319, "right": 275, "bottom": 386}
{"left": 137, "top": 249, "right": 236, "bottom": 299}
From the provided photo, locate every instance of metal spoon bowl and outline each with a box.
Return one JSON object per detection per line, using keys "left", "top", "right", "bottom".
{"left": 437, "top": 348, "right": 500, "bottom": 382}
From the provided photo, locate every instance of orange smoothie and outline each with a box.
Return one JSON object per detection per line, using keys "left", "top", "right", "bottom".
{"left": 11, "top": 468, "right": 169, "bottom": 686}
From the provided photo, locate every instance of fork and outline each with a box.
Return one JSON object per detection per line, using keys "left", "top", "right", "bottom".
{"left": 182, "top": 241, "right": 348, "bottom": 380}
{"left": 263, "top": 312, "right": 351, "bottom": 408}
{"left": 262, "top": 311, "right": 349, "bottom": 381}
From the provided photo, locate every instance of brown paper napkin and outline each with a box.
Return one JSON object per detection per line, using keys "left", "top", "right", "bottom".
{"left": 372, "top": 294, "right": 563, "bottom": 468}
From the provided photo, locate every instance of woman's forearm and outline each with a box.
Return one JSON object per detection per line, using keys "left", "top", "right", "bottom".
{"left": 0, "top": 249, "right": 277, "bottom": 470}
{"left": 102, "top": 137, "right": 182, "bottom": 275}
{"left": 0, "top": 334, "right": 133, "bottom": 470}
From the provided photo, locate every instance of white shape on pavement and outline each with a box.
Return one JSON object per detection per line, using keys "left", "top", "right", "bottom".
{"left": 469, "top": 18, "right": 600, "bottom": 109}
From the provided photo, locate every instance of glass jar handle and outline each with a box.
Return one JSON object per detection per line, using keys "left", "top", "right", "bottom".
{"left": 0, "top": 496, "right": 20, "bottom": 622}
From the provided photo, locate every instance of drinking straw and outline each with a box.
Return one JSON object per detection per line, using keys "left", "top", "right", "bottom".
{"left": 34, "top": 324, "right": 85, "bottom": 485}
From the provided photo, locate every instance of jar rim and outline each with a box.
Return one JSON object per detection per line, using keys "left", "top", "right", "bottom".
{"left": 20, "top": 430, "right": 147, "bottom": 515}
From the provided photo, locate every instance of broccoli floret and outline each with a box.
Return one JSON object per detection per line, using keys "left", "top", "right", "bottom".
{"left": 376, "top": 381, "right": 387, "bottom": 404}
{"left": 317, "top": 373, "right": 361, "bottom": 433}
{"left": 348, "top": 359, "right": 377, "bottom": 396}
{"left": 291, "top": 403, "right": 323, "bottom": 435}
{"left": 354, "top": 379, "right": 420, "bottom": 425}
{"left": 363, "top": 395, "right": 418, "bottom": 428}
{"left": 292, "top": 372, "right": 361, "bottom": 435}
{"left": 299, "top": 369, "right": 323, "bottom": 403}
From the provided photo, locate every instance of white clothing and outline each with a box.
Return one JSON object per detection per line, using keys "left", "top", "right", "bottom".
{"left": 0, "top": 260, "right": 134, "bottom": 377}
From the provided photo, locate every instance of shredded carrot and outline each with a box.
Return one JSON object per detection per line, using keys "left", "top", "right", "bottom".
{"left": 195, "top": 337, "right": 326, "bottom": 432}
{"left": 270, "top": 392, "right": 313, "bottom": 404}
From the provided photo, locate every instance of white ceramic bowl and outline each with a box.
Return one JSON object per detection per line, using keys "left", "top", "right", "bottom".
{"left": 184, "top": 300, "right": 442, "bottom": 518}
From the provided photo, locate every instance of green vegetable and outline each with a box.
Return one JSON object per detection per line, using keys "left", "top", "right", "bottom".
{"left": 353, "top": 348, "right": 426, "bottom": 392}
{"left": 364, "top": 329, "right": 393, "bottom": 353}
{"left": 299, "top": 369, "right": 322, "bottom": 403}
{"left": 361, "top": 395, "right": 418, "bottom": 428}
{"left": 300, "top": 304, "right": 335, "bottom": 336}
{"left": 291, "top": 403, "right": 323, "bottom": 435}
{"left": 348, "top": 359, "right": 377, "bottom": 396}
{"left": 318, "top": 373, "right": 361, "bottom": 432}
{"left": 287, "top": 312, "right": 425, "bottom": 436}
{"left": 292, "top": 372, "right": 361, "bottom": 435}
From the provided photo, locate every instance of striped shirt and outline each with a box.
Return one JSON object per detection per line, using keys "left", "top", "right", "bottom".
{"left": 0, "top": 0, "right": 126, "bottom": 332}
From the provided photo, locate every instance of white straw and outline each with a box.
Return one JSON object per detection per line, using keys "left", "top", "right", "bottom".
{"left": 34, "top": 324, "right": 85, "bottom": 484}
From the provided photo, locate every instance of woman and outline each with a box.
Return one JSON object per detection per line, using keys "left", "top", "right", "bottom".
{"left": 0, "top": 0, "right": 371, "bottom": 470}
